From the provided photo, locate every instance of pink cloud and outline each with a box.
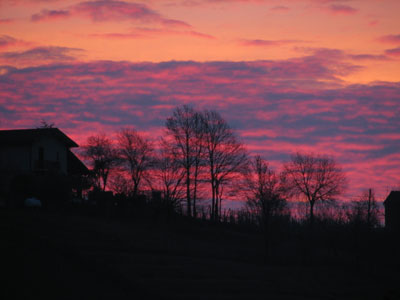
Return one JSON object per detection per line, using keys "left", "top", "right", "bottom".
{"left": 385, "top": 47, "right": 400, "bottom": 57}
{"left": 187, "top": 30, "right": 215, "bottom": 39}
{"left": 240, "top": 39, "right": 300, "bottom": 47}
{"left": 74, "top": 0, "right": 191, "bottom": 28}
{"left": 0, "top": 35, "right": 30, "bottom": 49}
{"left": 31, "top": 9, "right": 71, "bottom": 22}
{"left": 89, "top": 32, "right": 145, "bottom": 39}
{"left": 270, "top": 5, "right": 289, "bottom": 12}
{"left": 379, "top": 34, "right": 400, "bottom": 44}
{"left": 161, "top": 19, "right": 191, "bottom": 29}
{"left": 368, "top": 20, "right": 379, "bottom": 27}
{"left": 328, "top": 4, "right": 358, "bottom": 15}
{"left": 72, "top": 1, "right": 163, "bottom": 22}
{"left": 0, "top": 18, "right": 13, "bottom": 24}
{"left": 29, "top": 1, "right": 191, "bottom": 28}
{"left": 89, "top": 27, "right": 214, "bottom": 40}
{"left": 0, "top": 35, "right": 18, "bottom": 48}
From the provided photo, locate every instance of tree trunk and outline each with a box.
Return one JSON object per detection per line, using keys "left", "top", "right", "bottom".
{"left": 185, "top": 133, "right": 191, "bottom": 217}
{"left": 186, "top": 166, "right": 191, "bottom": 217}
{"left": 309, "top": 200, "right": 315, "bottom": 229}
{"left": 215, "top": 183, "right": 220, "bottom": 221}
{"left": 211, "top": 183, "right": 215, "bottom": 221}
{"left": 193, "top": 160, "right": 199, "bottom": 218}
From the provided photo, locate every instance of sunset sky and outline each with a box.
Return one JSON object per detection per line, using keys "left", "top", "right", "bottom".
{"left": 1, "top": 0, "right": 399, "bottom": 201}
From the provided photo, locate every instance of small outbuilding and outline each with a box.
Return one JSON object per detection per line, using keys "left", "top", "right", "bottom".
{"left": 384, "top": 191, "right": 400, "bottom": 232}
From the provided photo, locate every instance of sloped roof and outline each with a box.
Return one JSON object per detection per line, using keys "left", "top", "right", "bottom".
{"left": 0, "top": 128, "right": 78, "bottom": 148}
{"left": 68, "top": 150, "right": 89, "bottom": 175}
{"left": 384, "top": 191, "right": 400, "bottom": 205}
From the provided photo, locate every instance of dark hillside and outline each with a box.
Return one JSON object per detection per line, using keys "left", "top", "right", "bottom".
{"left": 1, "top": 210, "right": 399, "bottom": 300}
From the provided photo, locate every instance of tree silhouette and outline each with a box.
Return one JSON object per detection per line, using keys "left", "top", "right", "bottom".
{"left": 82, "top": 133, "right": 118, "bottom": 191}
{"left": 201, "top": 110, "right": 249, "bottom": 221}
{"left": 117, "top": 128, "right": 154, "bottom": 198}
{"left": 283, "top": 152, "right": 347, "bottom": 228}
{"left": 151, "top": 140, "right": 186, "bottom": 212}
{"left": 109, "top": 173, "right": 133, "bottom": 197}
{"left": 245, "top": 156, "right": 287, "bottom": 260}
{"left": 347, "top": 188, "right": 380, "bottom": 229}
{"left": 165, "top": 105, "right": 204, "bottom": 217}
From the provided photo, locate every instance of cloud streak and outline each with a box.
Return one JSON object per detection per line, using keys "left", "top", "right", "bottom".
{"left": 0, "top": 18, "right": 13, "bottom": 24}
{"left": 0, "top": 35, "right": 18, "bottom": 48}
{"left": 270, "top": 5, "right": 289, "bottom": 12}
{"left": 0, "top": 46, "right": 84, "bottom": 65}
{"left": 240, "top": 39, "right": 301, "bottom": 47}
{"left": 31, "top": 9, "right": 71, "bottom": 22}
{"left": 89, "top": 27, "right": 214, "bottom": 40}
{"left": 379, "top": 34, "right": 400, "bottom": 44}
{"left": 327, "top": 4, "right": 358, "bottom": 15}
{"left": 0, "top": 35, "right": 30, "bottom": 50}
{"left": 385, "top": 47, "right": 400, "bottom": 57}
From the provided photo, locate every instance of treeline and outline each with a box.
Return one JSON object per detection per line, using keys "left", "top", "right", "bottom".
{"left": 78, "top": 105, "right": 382, "bottom": 229}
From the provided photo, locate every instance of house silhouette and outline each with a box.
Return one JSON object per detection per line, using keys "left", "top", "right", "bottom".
{"left": 0, "top": 128, "right": 88, "bottom": 208}
{"left": 384, "top": 191, "right": 400, "bottom": 232}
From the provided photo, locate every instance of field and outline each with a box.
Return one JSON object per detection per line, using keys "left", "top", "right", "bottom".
{"left": 1, "top": 209, "right": 399, "bottom": 299}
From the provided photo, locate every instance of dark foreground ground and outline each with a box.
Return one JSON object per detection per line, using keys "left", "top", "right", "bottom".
{"left": 1, "top": 209, "right": 399, "bottom": 300}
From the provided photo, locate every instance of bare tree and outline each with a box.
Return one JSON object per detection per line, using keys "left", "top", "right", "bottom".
{"left": 152, "top": 140, "right": 186, "bottom": 212}
{"left": 201, "top": 110, "right": 249, "bottom": 221}
{"left": 165, "top": 105, "right": 204, "bottom": 217}
{"left": 37, "top": 119, "right": 55, "bottom": 128}
{"left": 246, "top": 156, "right": 287, "bottom": 260}
{"left": 283, "top": 152, "right": 347, "bottom": 228}
{"left": 82, "top": 133, "right": 118, "bottom": 191}
{"left": 246, "top": 156, "right": 287, "bottom": 220}
{"left": 347, "top": 188, "right": 380, "bottom": 229}
{"left": 117, "top": 128, "right": 154, "bottom": 198}
{"left": 190, "top": 112, "right": 205, "bottom": 218}
{"left": 108, "top": 173, "right": 134, "bottom": 197}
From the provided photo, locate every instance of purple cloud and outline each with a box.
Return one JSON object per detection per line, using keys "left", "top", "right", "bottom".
{"left": 29, "top": 0, "right": 191, "bottom": 28}
{"left": 31, "top": 9, "right": 71, "bottom": 22}
{"left": 0, "top": 35, "right": 29, "bottom": 49}
{"left": 73, "top": 1, "right": 162, "bottom": 22}
{"left": 385, "top": 47, "right": 400, "bottom": 57}
{"left": 299, "top": 47, "right": 390, "bottom": 63}
{"left": 379, "top": 34, "right": 400, "bottom": 44}
{"left": 0, "top": 46, "right": 84, "bottom": 65}
{"left": 328, "top": 4, "right": 358, "bottom": 15}
{"left": 349, "top": 54, "right": 389, "bottom": 61}
{"left": 0, "top": 35, "right": 17, "bottom": 48}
